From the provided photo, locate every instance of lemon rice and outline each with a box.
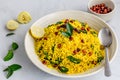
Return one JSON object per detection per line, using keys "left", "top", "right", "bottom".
{"left": 31, "top": 19, "right": 105, "bottom": 74}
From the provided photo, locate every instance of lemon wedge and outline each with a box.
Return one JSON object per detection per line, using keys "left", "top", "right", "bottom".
{"left": 30, "top": 26, "right": 44, "bottom": 39}
{"left": 6, "top": 20, "right": 19, "bottom": 30}
{"left": 17, "top": 11, "right": 32, "bottom": 24}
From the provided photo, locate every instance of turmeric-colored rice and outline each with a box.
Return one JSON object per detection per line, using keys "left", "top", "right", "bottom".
{"left": 34, "top": 19, "right": 105, "bottom": 74}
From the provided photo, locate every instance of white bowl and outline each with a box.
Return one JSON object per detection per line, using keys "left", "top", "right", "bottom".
{"left": 88, "top": 0, "right": 115, "bottom": 22}
{"left": 24, "top": 10, "right": 118, "bottom": 78}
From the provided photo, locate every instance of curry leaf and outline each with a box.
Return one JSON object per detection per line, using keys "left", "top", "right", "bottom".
{"left": 67, "top": 56, "right": 81, "bottom": 64}
{"left": 66, "top": 23, "right": 74, "bottom": 34}
{"left": 61, "top": 31, "right": 71, "bottom": 37}
{"left": 6, "top": 68, "right": 13, "bottom": 79}
{"left": 3, "top": 64, "right": 22, "bottom": 79}
{"left": 81, "top": 22, "right": 86, "bottom": 27}
{"left": 97, "top": 56, "right": 104, "bottom": 63}
{"left": 56, "top": 21, "right": 63, "bottom": 25}
{"left": 61, "top": 23, "right": 74, "bottom": 37}
{"left": 8, "top": 64, "right": 22, "bottom": 71}
{"left": 6, "top": 33, "right": 15, "bottom": 36}
{"left": 58, "top": 66, "right": 68, "bottom": 73}
{"left": 80, "top": 30, "right": 87, "bottom": 34}
{"left": 12, "top": 42, "right": 19, "bottom": 51}
{"left": 3, "top": 50, "right": 14, "bottom": 61}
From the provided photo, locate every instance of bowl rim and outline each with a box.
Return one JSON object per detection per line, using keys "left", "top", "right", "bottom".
{"left": 88, "top": 0, "right": 115, "bottom": 16}
{"left": 24, "top": 10, "right": 118, "bottom": 78}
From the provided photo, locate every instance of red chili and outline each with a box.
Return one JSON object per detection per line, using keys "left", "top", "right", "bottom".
{"left": 92, "top": 61, "right": 97, "bottom": 65}
{"left": 81, "top": 39, "right": 84, "bottom": 43}
{"left": 57, "top": 26, "right": 61, "bottom": 29}
{"left": 81, "top": 27, "right": 85, "bottom": 30}
{"left": 70, "top": 20, "right": 74, "bottom": 23}
{"left": 87, "top": 27, "right": 90, "bottom": 31}
{"left": 69, "top": 36, "right": 73, "bottom": 41}
{"left": 90, "top": 3, "right": 112, "bottom": 14}
{"left": 42, "top": 60, "right": 47, "bottom": 64}
{"left": 55, "top": 32, "right": 58, "bottom": 35}
{"left": 57, "top": 44, "right": 62, "bottom": 48}
{"left": 88, "top": 52, "right": 92, "bottom": 56}
{"left": 60, "top": 24, "right": 66, "bottom": 28}
{"left": 65, "top": 19, "right": 69, "bottom": 23}
{"left": 77, "top": 48, "right": 80, "bottom": 52}
{"left": 73, "top": 50, "right": 77, "bottom": 55}
{"left": 74, "top": 28, "right": 80, "bottom": 33}
{"left": 44, "top": 37, "right": 47, "bottom": 40}
{"left": 82, "top": 50, "right": 86, "bottom": 55}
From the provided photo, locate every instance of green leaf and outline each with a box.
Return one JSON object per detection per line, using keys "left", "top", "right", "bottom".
{"left": 38, "top": 46, "right": 43, "bottom": 52}
{"left": 61, "top": 23, "right": 74, "bottom": 37}
{"left": 61, "top": 31, "right": 71, "bottom": 37}
{"left": 55, "top": 58, "right": 62, "bottom": 65}
{"left": 58, "top": 66, "right": 68, "bottom": 73}
{"left": 43, "top": 51, "right": 48, "bottom": 55}
{"left": 90, "top": 31, "right": 97, "bottom": 37}
{"left": 52, "top": 45, "right": 55, "bottom": 53}
{"left": 12, "top": 42, "right": 19, "bottom": 51}
{"left": 3, "top": 50, "right": 14, "bottom": 61}
{"left": 4, "top": 64, "right": 22, "bottom": 79}
{"left": 67, "top": 56, "right": 81, "bottom": 64}
{"left": 3, "top": 68, "right": 9, "bottom": 72}
{"left": 81, "top": 22, "right": 86, "bottom": 27}
{"left": 6, "top": 33, "right": 15, "bottom": 36}
{"left": 80, "top": 30, "right": 87, "bottom": 34}
{"left": 56, "top": 21, "right": 63, "bottom": 25}
{"left": 97, "top": 56, "right": 104, "bottom": 63}
{"left": 90, "top": 44, "right": 94, "bottom": 50}
{"left": 8, "top": 64, "right": 22, "bottom": 71}
{"left": 66, "top": 23, "right": 74, "bottom": 35}
{"left": 6, "top": 68, "right": 13, "bottom": 79}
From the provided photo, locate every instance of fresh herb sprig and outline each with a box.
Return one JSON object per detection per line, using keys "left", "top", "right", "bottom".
{"left": 3, "top": 64, "right": 22, "bottom": 79}
{"left": 61, "top": 23, "right": 74, "bottom": 37}
{"left": 6, "top": 33, "right": 15, "bottom": 36}
{"left": 3, "top": 42, "right": 19, "bottom": 61}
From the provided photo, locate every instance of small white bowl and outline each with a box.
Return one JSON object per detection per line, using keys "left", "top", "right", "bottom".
{"left": 88, "top": 0, "right": 115, "bottom": 22}
{"left": 24, "top": 10, "right": 118, "bottom": 78}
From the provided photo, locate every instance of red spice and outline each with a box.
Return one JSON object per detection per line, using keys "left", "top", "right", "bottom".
{"left": 55, "top": 32, "right": 58, "bottom": 35}
{"left": 65, "top": 19, "right": 69, "bottom": 23}
{"left": 53, "top": 64, "right": 58, "bottom": 67}
{"left": 90, "top": 3, "right": 112, "bottom": 14}
{"left": 70, "top": 20, "right": 74, "bottom": 23}
{"left": 57, "top": 44, "right": 62, "bottom": 48}
{"left": 44, "top": 37, "right": 47, "bottom": 40}
{"left": 39, "top": 38, "right": 42, "bottom": 40}
{"left": 77, "top": 48, "right": 80, "bottom": 52}
{"left": 60, "top": 24, "right": 66, "bottom": 28}
{"left": 42, "top": 60, "right": 47, "bottom": 64}
{"left": 69, "top": 36, "right": 73, "bottom": 41}
{"left": 73, "top": 50, "right": 77, "bottom": 55}
{"left": 88, "top": 52, "right": 92, "bottom": 56}
{"left": 92, "top": 61, "right": 97, "bottom": 65}
{"left": 81, "top": 39, "right": 84, "bottom": 43}
{"left": 87, "top": 27, "right": 90, "bottom": 31}
{"left": 57, "top": 26, "right": 61, "bottom": 29}
{"left": 81, "top": 27, "right": 85, "bottom": 30}
{"left": 82, "top": 50, "right": 86, "bottom": 55}
{"left": 74, "top": 28, "right": 80, "bottom": 33}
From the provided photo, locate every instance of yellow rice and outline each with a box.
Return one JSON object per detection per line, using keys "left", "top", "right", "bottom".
{"left": 34, "top": 19, "right": 105, "bottom": 74}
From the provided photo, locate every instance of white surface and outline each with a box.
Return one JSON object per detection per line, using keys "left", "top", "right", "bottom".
{"left": 25, "top": 11, "right": 118, "bottom": 78}
{"left": 0, "top": 0, "right": 120, "bottom": 80}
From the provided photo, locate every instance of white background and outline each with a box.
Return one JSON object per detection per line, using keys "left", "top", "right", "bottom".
{"left": 0, "top": 0, "right": 120, "bottom": 80}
